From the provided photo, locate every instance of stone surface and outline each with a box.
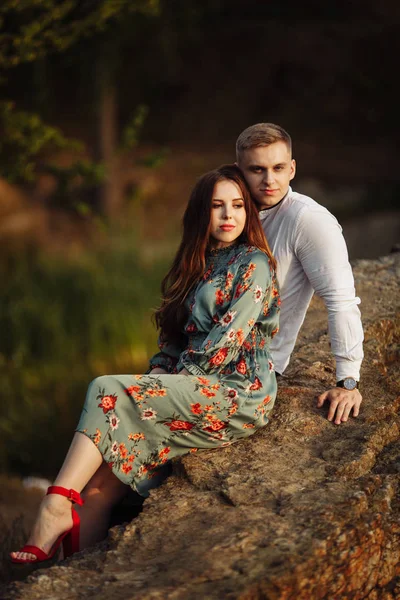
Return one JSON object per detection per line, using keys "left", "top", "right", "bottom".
{"left": 3, "top": 253, "right": 400, "bottom": 600}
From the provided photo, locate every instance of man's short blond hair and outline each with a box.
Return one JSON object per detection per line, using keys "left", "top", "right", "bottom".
{"left": 236, "top": 123, "right": 292, "bottom": 160}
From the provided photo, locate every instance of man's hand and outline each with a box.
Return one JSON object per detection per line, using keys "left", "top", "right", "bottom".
{"left": 317, "top": 388, "right": 362, "bottom": 425}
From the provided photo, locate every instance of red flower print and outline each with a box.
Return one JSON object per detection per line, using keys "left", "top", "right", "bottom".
{"left": 250, "top": 376, "right": 263, "bottom": 391}
{"left": 203, "top": 419, "right": 227, "bottom": 432}
{"left": 243, "top": 263, "right": 256, "bottom": 279}
{"left": 236, "top": 358, "right": 247, "bottom": 375}
{"left": 165, "top": 420, "right": 195, "bottom": 431}
{"left": 197, "top": 376, "right": 211, "bottom": 386}
{"left": 203, "top": 265, "right": 212, "bottom": 280}
{"left": 272, "top": 285, "right": 279, "bottom": 297}
{"left": 159, "top": 446, "right": 171, "bottom": 458}
{"left": 216, "top": 289, "right": 225, "bottom": 305}
{"left": 236, "top": 329, "right": 245, "bottom": 345}
{"left": 271, "top": 327, "right": 279, "bottom": 338}
{"left": 243, "top": 340, "right": 251, "bottom": 351}
{"left": 208, "top": 347, "right": 229, "bottom": 367}
{"left": 243, "top": 423, "right": 255, "bottom": 429}
{"left": 191, "top": 402, "right": 203, "bottom": 414}
{"left": 228, "top": 401, "right": 238, "bottom": 416}
{"left": 268, "top": 359, "right": 274, "bottom": 371}
{"left": 200, "top": 387, "right": 216, "bottom": 399}
{"left": 146, "top": 388, "right": 159, "bottom": 397}
{"left": 189, "top": 448, "right": 198, "bottom": 453}
{"left": 225, "top": 271, "right": 234, "bottom": 290}
{"left": 119, "top": 443, "right": 128, "bottom": 458}
{"left": 125, "top": 385, "right": 141, "bottom": 397}
{"left": 98, "top": 394, "right": 118, "bottom": 414}
{"left": 186, "top": 322, "right": 198, "bottom": 334}
{"left": 121, "top": 463, "right": 132, "bottom": 475}
{"left": 263, "top": 395, "right": 272, "bottom": 405}
{"left": 129, "top": 432, "right": 145, "bottom": 440}
{"left": 93, "top": 428, "right": 101, "bottom": 445}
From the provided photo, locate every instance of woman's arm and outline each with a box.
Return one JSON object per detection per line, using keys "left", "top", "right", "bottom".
{"left": 180, "top": 254, "right": 276, "bottom": 376}
{"left": 147, "top": 335, "right": 185, "bottom": 374}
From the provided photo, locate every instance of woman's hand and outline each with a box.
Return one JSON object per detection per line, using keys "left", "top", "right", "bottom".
{"left": 317, "top": 388, "right": 362, "bottom": 425}
{"left": 149, "top": 368, "right": 168, "bottom": 375}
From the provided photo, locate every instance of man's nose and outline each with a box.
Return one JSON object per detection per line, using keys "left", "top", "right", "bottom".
{"left": 263, "top": 170, "right": 274, "bottom": 185}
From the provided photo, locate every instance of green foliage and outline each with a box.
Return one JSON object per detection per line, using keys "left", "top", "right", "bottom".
{"left": 0, "top": 0, "right": 160, "bottom": 68}
{"left": 0, "top": 100, "right": 81, "bottom": 183}
{"left": 121, "top": 104, "right": 149, "bottom": 151}
{"left": 0, "top": 239, "right": 170, "bottom": 477}
{"left": 43, "top": 159, "right": 106, "bottom": 213}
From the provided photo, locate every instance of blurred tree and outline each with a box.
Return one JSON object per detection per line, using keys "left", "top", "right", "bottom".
{"left": 0, "top": 0, "right": 160, "bottom": 216}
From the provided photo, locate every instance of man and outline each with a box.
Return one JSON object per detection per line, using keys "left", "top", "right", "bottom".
{"left": 236, "top": 123, "right": 364, "bottom": 425}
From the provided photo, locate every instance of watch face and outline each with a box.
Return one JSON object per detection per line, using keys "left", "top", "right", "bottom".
{"left": 343, "top": 377, "right": 357, "bottom": 390}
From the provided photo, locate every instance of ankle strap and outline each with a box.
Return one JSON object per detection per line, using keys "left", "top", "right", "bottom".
{"left": 47, "top": 485, "right": 84, "bottom": 506}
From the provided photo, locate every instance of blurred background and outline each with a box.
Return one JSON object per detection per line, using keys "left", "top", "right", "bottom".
{"left": 0, "top": 0, "right": 399, "bottom": 485}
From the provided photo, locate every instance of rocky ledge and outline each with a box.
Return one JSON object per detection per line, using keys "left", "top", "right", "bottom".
{"left": 4, "top": 252, "right": 400, "bottom": 600}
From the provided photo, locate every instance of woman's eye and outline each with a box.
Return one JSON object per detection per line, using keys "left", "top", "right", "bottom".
{"left": 234, "top": 204, "right": 244, "bottom": 209}
{"left": 212, "top": 204, "right": 222, "bottom": 208}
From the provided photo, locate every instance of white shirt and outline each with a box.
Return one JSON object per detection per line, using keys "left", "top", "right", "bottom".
{"left": 260, "top": 187, "right": 364, "bottom": 380}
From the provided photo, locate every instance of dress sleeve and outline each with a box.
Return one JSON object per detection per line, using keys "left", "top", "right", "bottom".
{"left": 147, "top": 335, "right": 184, "bottom": 374}
{"left": 294, "top": 207, "right": 364, "bottom": 380}
{"left": 180, "top": 253, "right": 274, "bottom": 376}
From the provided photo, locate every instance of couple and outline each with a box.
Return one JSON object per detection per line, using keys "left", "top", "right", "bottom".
{"left": 11, "top": 122, "right": 364, "bottom": 564}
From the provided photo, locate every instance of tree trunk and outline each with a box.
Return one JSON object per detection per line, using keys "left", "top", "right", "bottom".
{"left": 96, "top": 49, "right": 122, "bottom": 218}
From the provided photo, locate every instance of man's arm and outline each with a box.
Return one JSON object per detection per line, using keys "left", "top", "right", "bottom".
{"left": 294, "top": 207, "right": 364, "bottom": 424}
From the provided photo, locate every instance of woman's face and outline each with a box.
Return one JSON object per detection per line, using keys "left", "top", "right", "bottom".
{"left": 209, "top": 179, "right": 246, "bottom": 249}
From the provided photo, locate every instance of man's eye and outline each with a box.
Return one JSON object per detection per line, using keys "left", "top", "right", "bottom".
{"left": 251, "top": 167, "right": 262, "bottom": 173}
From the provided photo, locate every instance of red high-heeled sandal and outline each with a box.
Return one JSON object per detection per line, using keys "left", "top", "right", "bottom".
{"left": 10, "top": 485, "right": 84, "bottom": 564}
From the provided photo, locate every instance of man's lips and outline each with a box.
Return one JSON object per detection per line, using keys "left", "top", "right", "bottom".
{"left": 219, "top": 225, "right": 235, "bottom": 231}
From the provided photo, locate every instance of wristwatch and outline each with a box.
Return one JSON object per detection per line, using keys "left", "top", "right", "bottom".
{"left": 336, "top": 377, "right": 359, "bottom": 390}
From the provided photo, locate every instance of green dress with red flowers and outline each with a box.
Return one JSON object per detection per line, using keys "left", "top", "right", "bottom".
{"left": 76, "top": 243, "right": 280, "bottom": 496}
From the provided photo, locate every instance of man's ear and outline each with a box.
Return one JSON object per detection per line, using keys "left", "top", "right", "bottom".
{"left": 290, "top": 159, "right": 296, "bottom": 181}
{"left": 234, "top": 161, "right": 238, "bottom": 166}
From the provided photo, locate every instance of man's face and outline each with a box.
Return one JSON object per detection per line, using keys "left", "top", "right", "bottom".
{"left": 237, "top": 141, "right": 296, "bottom": 208}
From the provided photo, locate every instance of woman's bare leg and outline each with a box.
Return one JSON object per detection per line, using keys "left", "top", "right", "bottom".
{"left": 76, "top": 462, "right": 128, "bottom": 551}
{"left": 11, "top": 432, "right": 103, "bottom": 561}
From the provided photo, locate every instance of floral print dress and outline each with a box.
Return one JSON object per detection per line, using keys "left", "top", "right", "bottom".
{"left": 76, "top": 243, "right": 280, "bottom": 496}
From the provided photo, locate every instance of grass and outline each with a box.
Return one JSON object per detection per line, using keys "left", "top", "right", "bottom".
{"left": 0, "top": 231, "right": 173, "bottom": 478}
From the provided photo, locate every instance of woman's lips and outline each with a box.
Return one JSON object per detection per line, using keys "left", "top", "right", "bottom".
{"left": 260, "top": 189, "right": 278, "bottom": 195}
{"left": 220, "top": 225, "right": 235, "bottom": 231}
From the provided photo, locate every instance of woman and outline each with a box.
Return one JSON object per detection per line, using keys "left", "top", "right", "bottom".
{"left": 11, "top": 164, "right": 280, "bottom": 564}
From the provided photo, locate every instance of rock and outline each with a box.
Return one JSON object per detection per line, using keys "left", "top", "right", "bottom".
{"left": 3, "top": 253, "right": 400, "bottom": 600}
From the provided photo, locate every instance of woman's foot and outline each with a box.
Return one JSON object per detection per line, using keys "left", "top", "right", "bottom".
{"left": 10, "top": 494, "right": 73, "bottom": 562}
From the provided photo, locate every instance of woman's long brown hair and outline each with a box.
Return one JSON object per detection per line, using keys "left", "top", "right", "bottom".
{"left": 154, "top": 164, "right": 276, "bottom": 343}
